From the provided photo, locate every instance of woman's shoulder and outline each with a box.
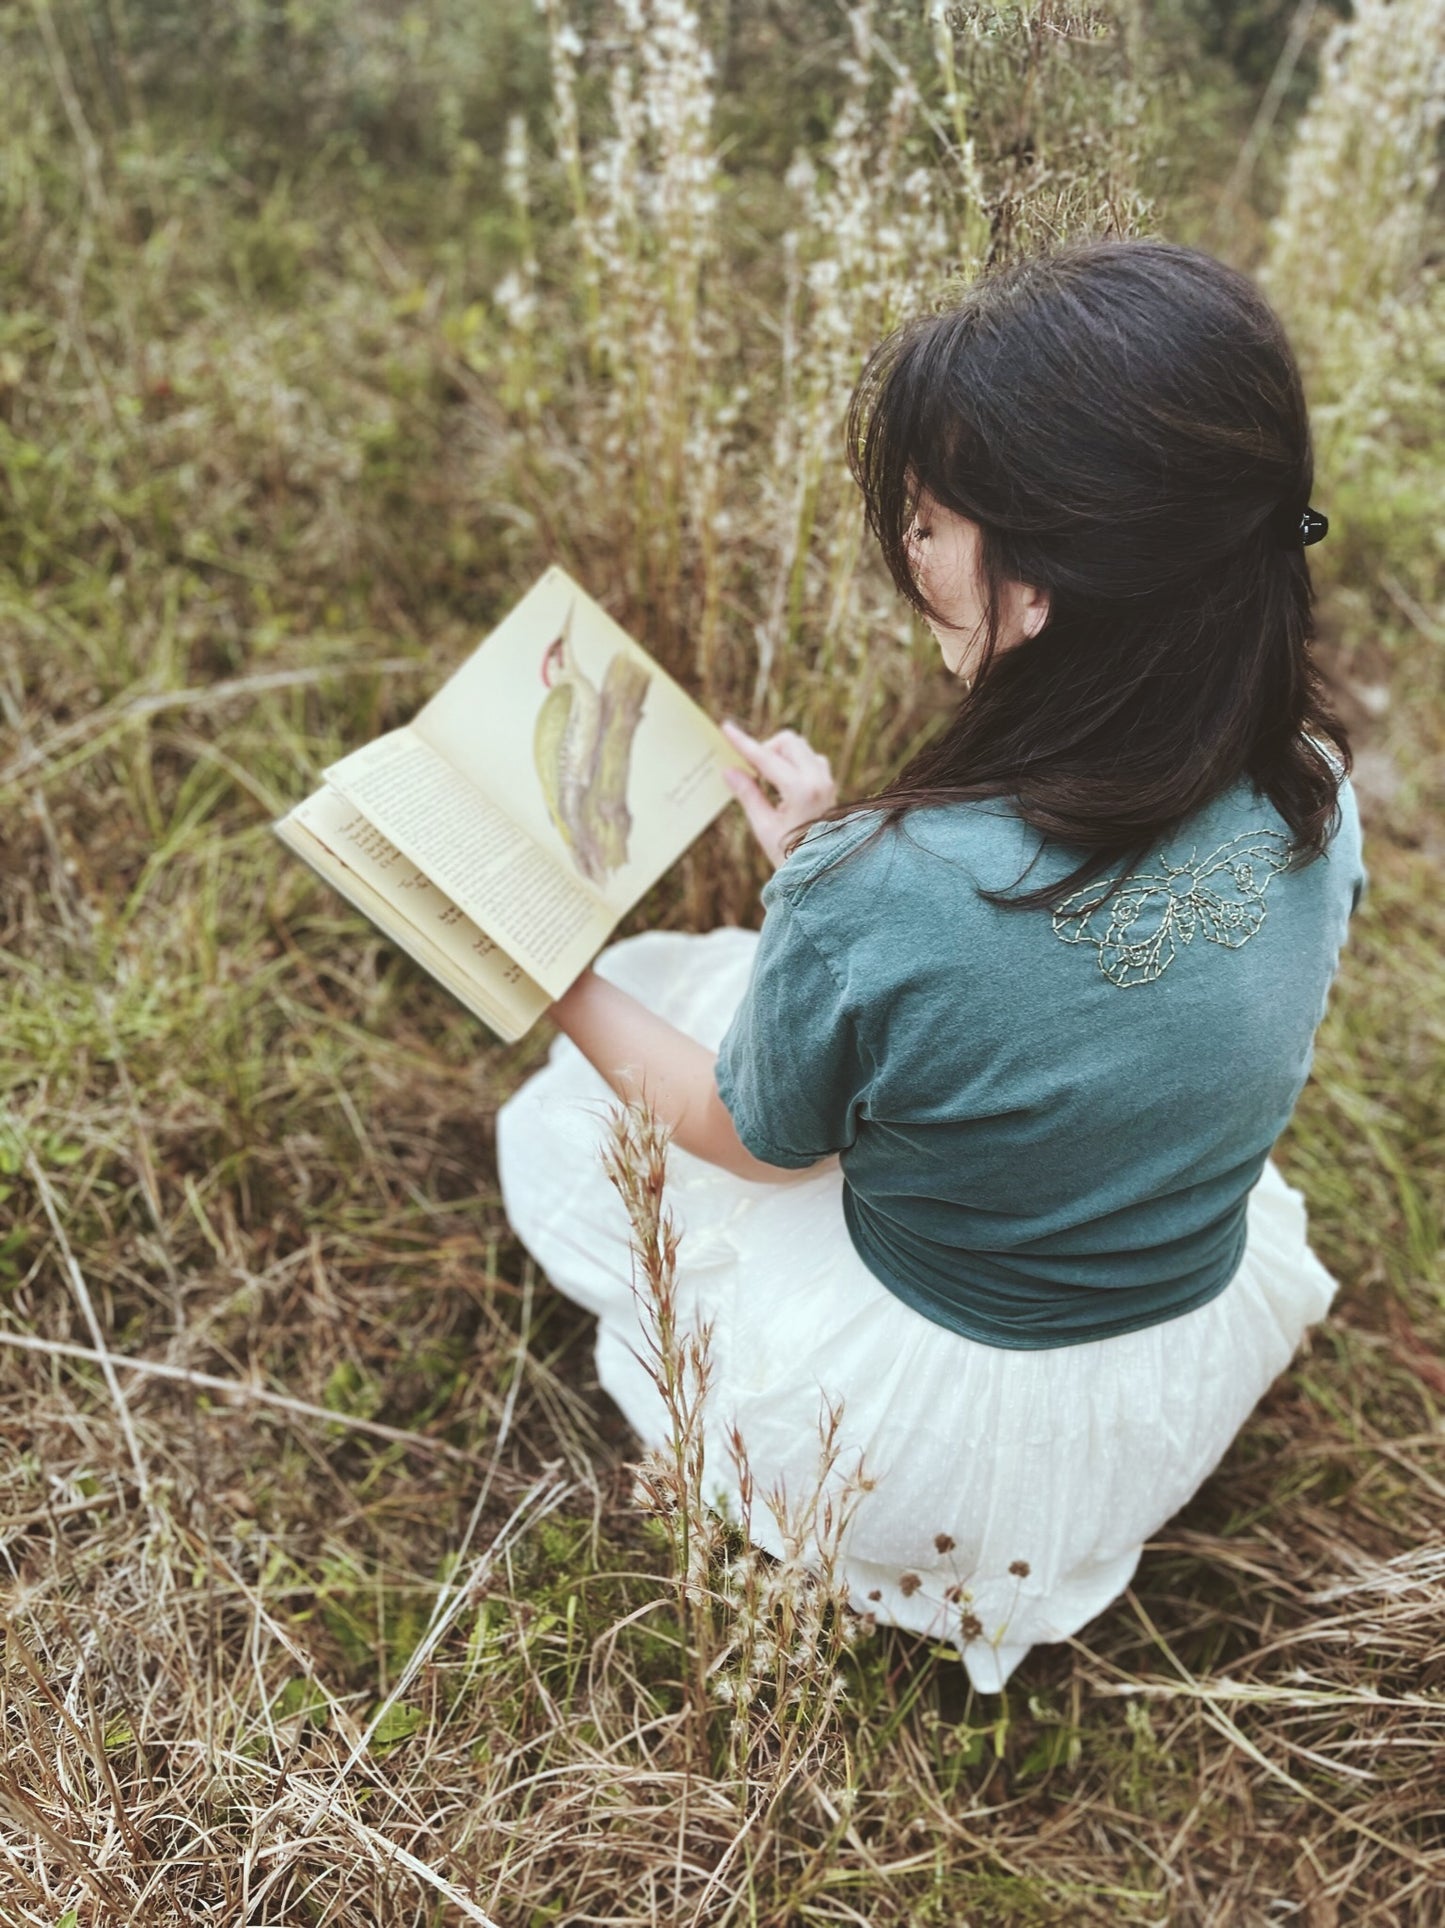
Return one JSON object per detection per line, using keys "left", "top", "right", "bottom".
{"left": 765, "top": 800, "right": 1033, "bottom": 911}
{"left": 1197, "top": 764, "right": 1361, "bottom": 868}
{"left": 764, "top": 769, "right": 1363, "bottom": 927}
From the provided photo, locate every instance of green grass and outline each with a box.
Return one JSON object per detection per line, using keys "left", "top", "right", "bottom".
{"left": 2, "top": 0, "right": 1443, "bottom": 1922}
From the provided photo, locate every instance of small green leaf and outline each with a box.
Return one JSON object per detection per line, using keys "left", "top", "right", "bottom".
{"left": 323, "top": 1359, "right": 383, "bottom": 1421}
{"left": 0, "top": 1226, "right": 31, "bottom": 1281}
{"left": 272, "top": 1676, "right": 328, "bottom": 1725}
{"left": 369, "top": 1700, "right": 424, "bottom": 1751}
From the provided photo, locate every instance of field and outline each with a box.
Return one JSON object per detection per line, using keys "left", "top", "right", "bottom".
{"left": 2, "top": 0, "right": 1443, "bottom": 1921}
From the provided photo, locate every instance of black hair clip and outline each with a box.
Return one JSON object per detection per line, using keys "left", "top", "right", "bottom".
{"left": 1275, "top": 503, "right": 1329, "bottom": 548}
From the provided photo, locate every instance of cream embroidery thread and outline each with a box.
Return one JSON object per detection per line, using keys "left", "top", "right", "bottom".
{"left": 1052, "top": 829, "right": 1294, "bottom": 988}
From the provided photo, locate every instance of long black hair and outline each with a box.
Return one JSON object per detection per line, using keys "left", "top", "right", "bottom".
{"left": 806, "top": 236, "right": 1350, "bottom": 908}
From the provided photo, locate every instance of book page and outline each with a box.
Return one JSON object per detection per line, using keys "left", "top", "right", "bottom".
{"left": 275, "top": 827, "right": 529, "bottom": 1042}
{"left": 280, "top": 786, "right": 550, "bottom": 1037}
{"left": 412, "top": 565, "right": 749, "bottom": 919}
{"left": 321, "top": 732, "right": 609, "bottom": 997}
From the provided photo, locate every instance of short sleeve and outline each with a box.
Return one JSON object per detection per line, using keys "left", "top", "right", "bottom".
{"left": 714, "top": 887, "right": 872, "bottom": 1169}
{"left": 1337, "top": 774, "right": 1368, "bottom": 915}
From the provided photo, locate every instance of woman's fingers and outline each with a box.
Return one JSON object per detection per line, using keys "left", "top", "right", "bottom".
{"left": 764, "top": 729, "right": 831, "bottom": 778}
{"left": 767, "top": 731, "right": 835, "bottom": 788}
{"left": 722, "top": 719, "right": 831, "bottom": 787}
{"left": 720, "top": 719, "right": 838, "bottom": 868}
{"left": 720, "top": 718, "right": 793, "bottom": 786}
{"left": 721, "top": 766, "right": 784, "bottom": 866}
{"left": 721, "top": 765, "right": 772, "bottom": 819}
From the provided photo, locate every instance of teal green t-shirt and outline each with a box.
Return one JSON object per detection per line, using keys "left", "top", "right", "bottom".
{"left": 714, "top": 774, "right": 1366, "bottom": 1350}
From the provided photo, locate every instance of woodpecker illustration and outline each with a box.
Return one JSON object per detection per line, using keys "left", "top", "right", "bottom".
{"left": 533, "top": 599, "right": 651, "bottom": 884}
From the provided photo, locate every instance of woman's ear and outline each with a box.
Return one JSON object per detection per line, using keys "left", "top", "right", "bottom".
{"left": 1022, "top": 591, "right": 1050, "bottom": 639}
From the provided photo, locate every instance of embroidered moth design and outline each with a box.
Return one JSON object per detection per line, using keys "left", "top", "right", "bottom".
{"left": 1052, "top": 829, "right": 1294, "bottom": 988}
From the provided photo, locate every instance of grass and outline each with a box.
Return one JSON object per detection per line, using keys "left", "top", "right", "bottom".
{"left": 2, "top": 0, "right": 1443, "bottom": 1921}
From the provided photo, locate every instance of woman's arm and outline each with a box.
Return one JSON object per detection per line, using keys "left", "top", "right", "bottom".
{"left": 547, "top": 968, "right": 820, "bottom": 1184}
{"left": 546, "top": 719, "right": 842, "bottom": 1185}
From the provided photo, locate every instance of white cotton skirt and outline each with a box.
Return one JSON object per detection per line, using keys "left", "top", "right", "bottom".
{"left": 495, "top": 927, "right": 1339, "bottom": 1693}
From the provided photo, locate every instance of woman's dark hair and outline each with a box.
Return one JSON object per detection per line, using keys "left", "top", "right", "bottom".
{"left": 803, "top": 236, "right": 1351, "bottom": 908}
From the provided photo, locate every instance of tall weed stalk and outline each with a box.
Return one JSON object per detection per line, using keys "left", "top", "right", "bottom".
{"left": 602, "top": 1100, "right": 871, "bottom": 1793}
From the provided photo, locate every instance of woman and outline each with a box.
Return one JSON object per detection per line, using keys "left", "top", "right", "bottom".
{"left": 495, "top": 237, "right": 1366, "bottom": 1691}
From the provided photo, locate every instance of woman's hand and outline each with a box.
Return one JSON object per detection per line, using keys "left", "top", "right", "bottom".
{"left": 720, "top": 720, "right": 838, "bottom": 869}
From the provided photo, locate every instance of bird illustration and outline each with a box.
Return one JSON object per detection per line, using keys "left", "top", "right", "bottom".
{"left": 533, "top": 599, "right": 651, "bottom": 885}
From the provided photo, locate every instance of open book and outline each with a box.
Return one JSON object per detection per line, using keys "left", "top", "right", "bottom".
{"left": 273, "top": 565, "right": 748, "bottom": 1040}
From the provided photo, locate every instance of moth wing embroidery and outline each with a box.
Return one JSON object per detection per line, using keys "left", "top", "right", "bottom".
{"left": 1188, "top": 830, "right": 1293, "bottom": 950}
{"left": 1052, "top": 828, "right": 1292, "bottom": 986}
{"left": 1054, "top": 872, "right": 1181, "bottom": 987}
{"left": 1191, "top": 829, "right": 1294, "bottom": 887}
{"left": 1190, "top": 885, "right": 1268, "bottom": 949}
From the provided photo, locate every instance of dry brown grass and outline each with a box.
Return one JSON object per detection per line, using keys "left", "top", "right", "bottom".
{"left": 2, "top": 0, "right": 1443, "bottom": 1922}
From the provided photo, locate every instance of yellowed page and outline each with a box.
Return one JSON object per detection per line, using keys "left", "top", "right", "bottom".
{"left": 412, "top": 565, "right": 749, "bottom": 918}
{"left": 281, "top": 784, "right": 551, "bottom": 1034}
{"left": 320, "top": 731, "right": 608, "bottom": 997}
{"left": 273, "top": 819, "right": 526, "bottom": 1040}
{"left": 274, "top": 807, "right": 548, "bottom": 1042}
